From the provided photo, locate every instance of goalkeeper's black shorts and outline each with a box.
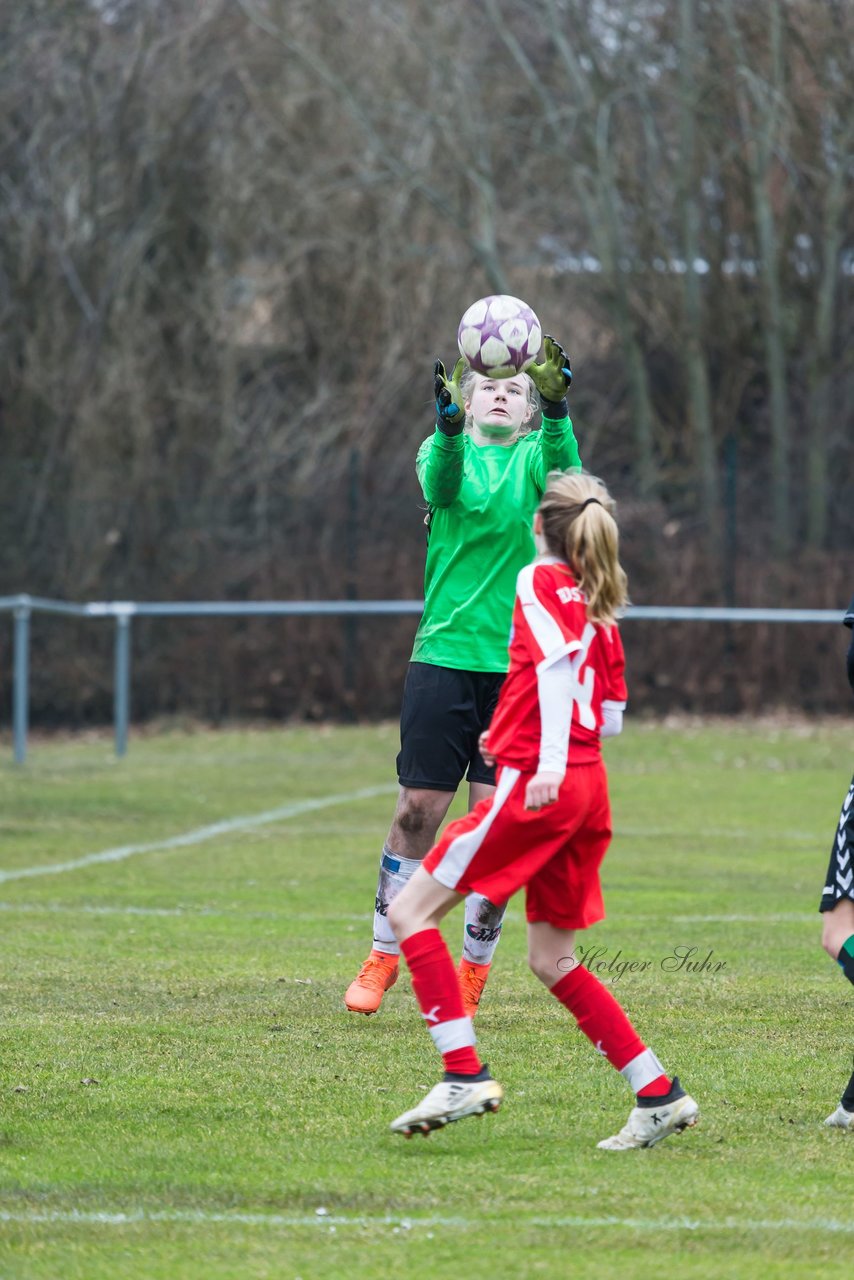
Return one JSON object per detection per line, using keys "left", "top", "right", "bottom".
{"left": 396, "top": 661, "right": 504, "bottom": 792}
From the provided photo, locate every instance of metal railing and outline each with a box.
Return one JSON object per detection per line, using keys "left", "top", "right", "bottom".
{"left": 0, "top": 593, "right": 842, "bottom": 763}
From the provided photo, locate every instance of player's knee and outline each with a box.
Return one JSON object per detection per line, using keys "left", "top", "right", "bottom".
{"left": 396, "top": 794, "right": 440, "bottom": 839}
{"left": 822, "top": 902, "right": 854, "bottom": 959}
{"left": 527, "top": 949, "right": 556, "bottom": 987}
{"left": 822, "top": 916, "right": 844, "bottom": 959}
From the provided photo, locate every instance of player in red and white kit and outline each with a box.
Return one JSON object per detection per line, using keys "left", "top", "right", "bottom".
{"left": 386, "top": 470, "right": 699, "bottom": 1149}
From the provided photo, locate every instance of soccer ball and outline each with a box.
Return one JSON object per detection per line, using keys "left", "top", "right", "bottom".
{"left": 457, "top": 295, "right": 542, "bottom": 379}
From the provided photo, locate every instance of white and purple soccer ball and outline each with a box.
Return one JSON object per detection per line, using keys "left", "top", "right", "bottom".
{"left": 457, "top": 295, "right": 542, "bottom": 379}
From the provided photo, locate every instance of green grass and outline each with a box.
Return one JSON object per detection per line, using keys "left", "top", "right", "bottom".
{"left": 1, "top": 719, "right": 853, "bottom": 1279}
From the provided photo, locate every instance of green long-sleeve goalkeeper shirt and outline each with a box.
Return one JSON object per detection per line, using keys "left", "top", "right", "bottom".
{"left": 411, "top": 410, "right": 581, "bottom": 673}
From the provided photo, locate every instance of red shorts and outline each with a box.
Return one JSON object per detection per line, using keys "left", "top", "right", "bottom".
{"left": 422, "top": 761, "right": 612, "bottom": 930}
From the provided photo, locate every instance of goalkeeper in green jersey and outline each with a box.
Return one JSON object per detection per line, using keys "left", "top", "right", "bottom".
{"left": 344, "top": 335, "right": 582, "bottom": 1017}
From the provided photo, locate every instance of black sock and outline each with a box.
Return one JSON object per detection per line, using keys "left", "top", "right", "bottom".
{"left": 837, "top": 935, "right": 854, "bottom": 986}
{"left": 841, "top": 1061, "right": 854, "bottom": 1113}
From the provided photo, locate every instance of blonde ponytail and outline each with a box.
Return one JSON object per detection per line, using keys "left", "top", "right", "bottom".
{"left": 538, "top": 472, "right": 628, "bottom": 624}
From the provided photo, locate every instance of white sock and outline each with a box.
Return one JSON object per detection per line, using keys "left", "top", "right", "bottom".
{"left": 620, "top": 1048, "right": 666, "bottom": 1094}
{"left": 461, "top": 893, "right": 507, "bottom": 965}
{"left": 372, "top": 845, "right": 421, "bottom": 955}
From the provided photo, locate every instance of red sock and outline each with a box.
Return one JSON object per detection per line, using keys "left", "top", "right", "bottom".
{"left": 401, "top": 929, "right": 482, "bottom": 1076}
{"left": 551, "top": 966, "right": 671, "bottom": 1096}
{"left": 635, "top": 1076, "right": 672, "bottom": 1098}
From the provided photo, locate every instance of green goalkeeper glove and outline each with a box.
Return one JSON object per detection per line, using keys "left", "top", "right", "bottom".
{"left": 434, "top": 357, "right": 466, "bottom": 435}
{"left": 527, "top": 335, "right": 572, "bottom": 403}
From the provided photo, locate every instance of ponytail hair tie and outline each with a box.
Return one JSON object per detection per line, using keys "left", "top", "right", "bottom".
{"left": 580, "top": 497, "right": 603, "bottom": 510}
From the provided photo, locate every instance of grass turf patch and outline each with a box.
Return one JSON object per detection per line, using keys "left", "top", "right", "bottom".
{"left": 1, "top": 720, "right": 853, "bottom": 1277}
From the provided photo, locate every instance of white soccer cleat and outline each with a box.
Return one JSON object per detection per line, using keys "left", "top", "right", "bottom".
{"left": 597, "top": 1080, "right": 699, "bottom": 1151}
{"left": 824, "top": 1104, "right": 854, "bottom": 1131}
{"left": 390, "top": 1077, "right": 503, "bottom": 1137}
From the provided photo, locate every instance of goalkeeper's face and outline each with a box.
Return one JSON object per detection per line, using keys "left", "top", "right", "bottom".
{"left": 466, "top": 374, "right": 534, "bottom": 442}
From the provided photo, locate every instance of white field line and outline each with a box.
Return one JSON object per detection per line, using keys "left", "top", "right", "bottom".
{"left": 0, "top": 1209, "right": 852, "bottom": 1234}
{"left": 0, "top": 902, "right": 373, "bottom": 920}
{"left": 0, "top": 902, "right": 819, "bottom": 926}
{"left": 0, "top": 785, "right": 397, "bottom": 884}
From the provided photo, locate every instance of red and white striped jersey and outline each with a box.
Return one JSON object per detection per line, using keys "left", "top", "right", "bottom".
{"left": 485, "top": 557, "right": 627, "bottom": 770}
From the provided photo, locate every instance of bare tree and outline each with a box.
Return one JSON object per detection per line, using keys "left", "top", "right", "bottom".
{"left": 1, "top": 0, "right": 851, "bottom": 723}
{"left": 722, "top": 0, "right": 793, "bottom": 557}
{"left": 789, "top": 1, "right": 854, "bottom": 548}
{"left": 676, "top": 0, "right": 720, "bottom": 542}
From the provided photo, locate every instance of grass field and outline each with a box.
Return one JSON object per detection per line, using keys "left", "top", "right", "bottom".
{"left": 1, "top": 718, "right": 853, "bottom": 1279}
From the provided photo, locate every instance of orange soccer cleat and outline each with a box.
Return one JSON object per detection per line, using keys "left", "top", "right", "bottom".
{"left": 457, "top": 960, "right": 491, "bottom": 1019}
{"left": 344, "top": 950, "right": 399, "bottom": 1015}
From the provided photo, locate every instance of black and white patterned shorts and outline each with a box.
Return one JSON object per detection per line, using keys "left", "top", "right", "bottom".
{"left": 820, "top": 774, "right": 854, "bottom": 912}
